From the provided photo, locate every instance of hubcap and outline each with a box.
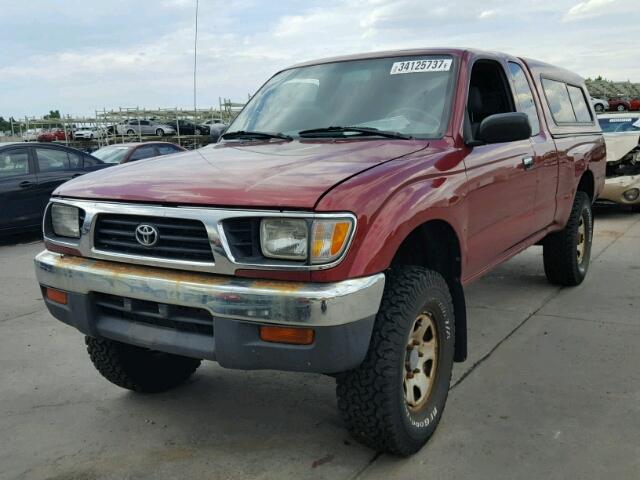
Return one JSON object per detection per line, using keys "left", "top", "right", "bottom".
{"left": 577, "top": 215, "right": 586, "bottom": 263}
{"left": 403, "top": 312, "right": 438, "bottom": 411}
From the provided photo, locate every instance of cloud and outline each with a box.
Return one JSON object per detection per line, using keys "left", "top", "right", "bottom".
{"left": 564, "top": 0, "right": 626, "bottom": 20}
{"left": 478, "top": 10, "right": 497, "bottom": 20}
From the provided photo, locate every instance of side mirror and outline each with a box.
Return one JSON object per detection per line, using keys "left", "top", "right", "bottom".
{"left": 474, "top": 112, "right": 531, "bottom": 145}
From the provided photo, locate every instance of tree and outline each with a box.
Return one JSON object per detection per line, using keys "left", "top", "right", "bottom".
{"left": 44, "top": 110, "right": 61, "bottom": 119}
{"left": 0, "top": 116, "right": 11, "bottom": 132}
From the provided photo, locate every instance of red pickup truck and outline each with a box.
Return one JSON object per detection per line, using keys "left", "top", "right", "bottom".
{"left": 35, "top": 48, "right": 605, "bottom": 455}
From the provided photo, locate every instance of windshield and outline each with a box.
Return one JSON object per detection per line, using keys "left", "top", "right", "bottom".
{"left": 598, "top": 117, "right": 640, "bottom": 133}
{"left": 92, "top": 145, "right": 130, "bottom": 164}
{"left": 227, "top": 55, "right": 456, "bottom": 139}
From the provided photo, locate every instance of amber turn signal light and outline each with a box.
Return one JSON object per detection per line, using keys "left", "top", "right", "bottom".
{"left": 259, "top": 326, "right": 315, "bottom": 345}
{"left": 45, "top": 287, "right": 68, "bottom": 305}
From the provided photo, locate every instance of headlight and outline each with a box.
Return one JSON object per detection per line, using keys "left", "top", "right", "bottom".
{"left": 51, "top": 204, "right": 81, "bottom": 238}
{"left": 259, "top": 217, "right": 354, "bottom": 264}
{"left": 260, "top": 218, "right": 308, "bottom": 260}
{"left": 623, "top": 188, "right": 640, "bottom": 202}
{"left": 310, "top": 219, "right": 353, "bottom": 264}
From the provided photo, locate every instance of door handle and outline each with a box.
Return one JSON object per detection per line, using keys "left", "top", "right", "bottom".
{"left": 18, "top": 180, "right": 35, "bottom": 188}
{"left": 522, "top": 156, "right": 534, "bottom": 170}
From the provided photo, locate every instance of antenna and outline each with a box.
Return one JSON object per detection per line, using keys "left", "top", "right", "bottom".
{"left": 193, "top": 0, "right": 199, "bottom": 116}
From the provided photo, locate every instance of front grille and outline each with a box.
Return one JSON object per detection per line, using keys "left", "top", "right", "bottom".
{"left": 94, "top": 293, "right": 213, "bottom": 336}
{"left": 94, "top": 214, "right": 214, "bottom": 263}
{"left": 222, "top": 217, "right": 262, "bottom": 261}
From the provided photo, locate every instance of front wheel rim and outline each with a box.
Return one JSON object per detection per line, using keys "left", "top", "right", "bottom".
{"left": 403, "top": 312, "right": 438, "bottom": 411}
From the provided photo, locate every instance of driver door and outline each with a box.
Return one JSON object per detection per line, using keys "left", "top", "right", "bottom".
{"left": 463, "top": 59, "right": 537, "bottom": 278}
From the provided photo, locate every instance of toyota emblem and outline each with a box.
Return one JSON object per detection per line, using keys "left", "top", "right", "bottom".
{"left": 135, "top": 224, "right": 159, "bottom": 247}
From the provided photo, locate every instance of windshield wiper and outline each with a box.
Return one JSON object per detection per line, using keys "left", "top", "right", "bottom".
{"left": 221, "top": 130, "right": 293, "bottom": 141}
{"left": 298, "top": 126, "right": 413, "bottom": 140}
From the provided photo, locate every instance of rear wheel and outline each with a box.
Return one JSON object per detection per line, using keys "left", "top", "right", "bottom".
{"left": 594, "top": 103, "right": 604, "bottom": 112}
{"left": 543, "top": 191, "right": 593, "bottom": 286}
{"left": 336, "top": 266, "right": 455, "bottom": 456}
{"left": 86, "top": 337, "right": 201, "bottom": 393}
{"left": 156, "top": 128, "right": 164, "bottom": 136}
{"left": 126, "top": 129, "right": 135, "bottom": 135}
{"left": 617, "top": 104, "right": 627, "bottom": 112}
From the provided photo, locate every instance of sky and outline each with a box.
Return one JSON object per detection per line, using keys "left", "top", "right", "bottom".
{"left": 0, "top": 0, "right": 639, "bottom": 118}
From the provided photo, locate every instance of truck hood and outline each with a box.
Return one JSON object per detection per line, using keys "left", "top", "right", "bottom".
{"left": 55, "top": 140, "right": 426, "bottom": 209}
{"left": 603, "top": 133, "right": 640, "bottom": 162}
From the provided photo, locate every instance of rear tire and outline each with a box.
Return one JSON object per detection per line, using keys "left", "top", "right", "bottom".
{"left": 594, "top": 103, "right": 604, "bottom": 112}
{"left": 126, "top": 129, "right": 135, "bottom": 135}
{"left": 336, "top": 265, "right": 455, "bottom": 456}
{"left": 86, "top": 337, "right": 201, "bottom": 393}
{"left": 156, "top": 128, "right": 164, "bottom": 136}
{"left": 617, "top": 104, "right": 627, "bottom": 112}
{"left": 543, "top": 191, "right": 593, "bottom": 286}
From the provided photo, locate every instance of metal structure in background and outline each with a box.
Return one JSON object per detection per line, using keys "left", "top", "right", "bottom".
{"left": 3, "top": 98, "right": 246, "bottom": 151}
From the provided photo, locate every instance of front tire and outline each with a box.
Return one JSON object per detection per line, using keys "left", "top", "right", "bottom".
{"left": 617, "top": 104, "right": 627, "bottom": 112}
{"left": 336, "top": 266, "right": 455, "bottom": 456}
{"left": 86, "top": 337, "right": 201, "bottom": 393}
{"left": 126, "top": 129, "right": 135, "bottom": 136}
{"left": 594, "top": 103, "right": 604, "bottom": 112}
{"left": 156, "top": 128, "right": 164, "bottom": 136}
{"left": 543, "top": 191, "right": 593, "bottom": 286}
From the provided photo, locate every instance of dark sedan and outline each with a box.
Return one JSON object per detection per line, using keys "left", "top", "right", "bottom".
{"left": 165, "top": 120, "right": 210, "bottom": 136}
{"left": 90, "top": 142, "right": 186, "bottom": 165}
{"left": 0, "top": 142, "right": 109, "bottom": 234}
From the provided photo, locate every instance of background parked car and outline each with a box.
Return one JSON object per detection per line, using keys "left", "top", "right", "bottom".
{"left": 608, "top": 97, "right": 631, "bottom": 112}
{"left": 590, "top": 97, "right": 609, "bottom": 112}
{"left": 165, "top": 120, "right": 210, "bottom": 136}
{"left": 116, "top": 120, "right": 176, "bottom": 137}
{"left": 0, "top": 142, "right": 109, "bottom": 234}
{"left": 37, "top": 129, "right": 66, "bottom": 142}
{"left": 630, "top": 98, "right": 640, "bottom": 111}
{"left": 22, "top": 129, "right": 43, "bottom": 142}
{"left": 90, "top": 142, "right": 186, "bottom": 164}
{"left": 73, "top": 127, "right": 104, "bottom": 140}
{"left": 597, "top": 113, "right": 640, "bottom": 210}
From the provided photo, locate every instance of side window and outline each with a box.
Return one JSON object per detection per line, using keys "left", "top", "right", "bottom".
{"left": 508, "top": 62, "right": 540, "bottom": 135}
{"left": 156, "top": 144, "right": 181, "bottom": 155}
{"left": 0, "top": 149, "right": 30, "bottom": 177}
{"left": 567, "top": 85, "right": 592, "bottom": 123}
{"left": 129, "top": 145, "right": 158, "bottom": 161}
{"left": 140, "top": 120, "right": 150, "bottom": 126}
{"left": 467, "top": 60, "right": 515, "bottom": 138}
{"left": 68, "top": 151, "right": 82, "bottom": 169}
{"left": 83, "top": 154, "right": 101, "bottom": 167}
{"left": 36, "top": 148, "right": 70, "bottom": 172}
{"left": 542, "top": 78, "right": 576, "bottom": 123}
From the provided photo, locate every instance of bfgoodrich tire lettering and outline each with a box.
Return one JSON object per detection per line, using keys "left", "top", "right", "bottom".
{"left": 543, "top": 191, "right": 593, "bottom": 286}
{"left": 86, "top": 337, "right": 201, "bottom": 393}
{"left": 336, "top": 265, "right": 455, "bottom": 456}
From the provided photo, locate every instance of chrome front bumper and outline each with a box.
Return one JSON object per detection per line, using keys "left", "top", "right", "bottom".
{"left": 34, "top": 251, "right": 385, "bottom": 327}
